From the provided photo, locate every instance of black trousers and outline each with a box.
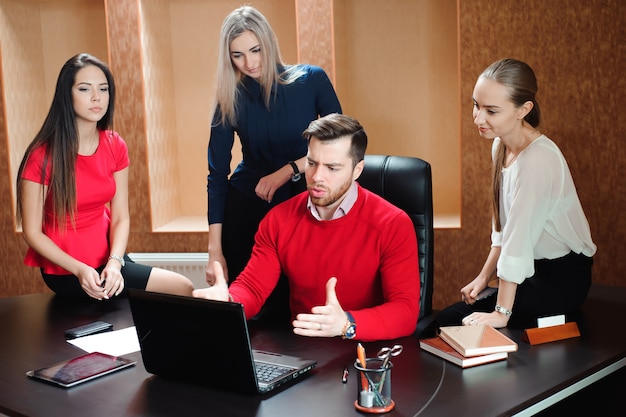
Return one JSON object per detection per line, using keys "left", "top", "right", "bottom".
{"left": 434, "top": 251, "right": 593, "bottom": 329}
{"left": 222, "top": 184, "right": 273, "bottom": 280}
{"left": 41, "top": 255, "right": 151, "bottom": 298}
{"left": 221, "top": 181, "right": 305, "bottom": 323}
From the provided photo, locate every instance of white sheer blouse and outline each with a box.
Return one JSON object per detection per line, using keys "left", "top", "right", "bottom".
{"left": 491, "top": 135, "right": 596, "bottom": 284}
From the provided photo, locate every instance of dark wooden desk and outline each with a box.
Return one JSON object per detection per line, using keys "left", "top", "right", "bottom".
{"left": 0, "top": 285, "right": 624, "bottom": 417}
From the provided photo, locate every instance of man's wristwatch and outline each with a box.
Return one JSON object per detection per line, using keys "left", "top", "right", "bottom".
{"left": 288, "top": 161, "right": 301, "bottom": 182}
{"left": 108, "top": 254, "right": 125, "bottom": 268}
{"left": 342, "top": 312, "right": 357, "bottom": 340}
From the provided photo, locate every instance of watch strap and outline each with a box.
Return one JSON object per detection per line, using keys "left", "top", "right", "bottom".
{"left": 342, "top": 312, "right": 356, "bottom": 339}
{"left": 288, "top": 161, "right": 301, "bottom": 182}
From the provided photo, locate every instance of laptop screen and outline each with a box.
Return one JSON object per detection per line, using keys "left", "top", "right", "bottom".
{"left": 128, "top": 290, "right": 260, "bottom": 393}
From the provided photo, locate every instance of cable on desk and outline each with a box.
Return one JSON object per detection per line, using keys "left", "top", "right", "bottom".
{"left": 412, "top": 360, "right": 446, "bottom": 417}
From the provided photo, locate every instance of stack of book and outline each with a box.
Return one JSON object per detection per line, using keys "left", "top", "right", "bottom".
{"left": 420, "top": 325, "right": 518, "bottom": 368}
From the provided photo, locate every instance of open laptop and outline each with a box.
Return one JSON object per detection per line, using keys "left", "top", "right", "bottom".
{"left": 127, "top": 289, "right": 317, "bottom": 394}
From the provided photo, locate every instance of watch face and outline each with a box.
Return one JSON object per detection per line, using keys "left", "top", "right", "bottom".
{"left": 345, "top": 324, "right": 356, "bottom": 339}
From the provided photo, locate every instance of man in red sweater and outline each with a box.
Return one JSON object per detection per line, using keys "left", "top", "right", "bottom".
{"left": 194, "top": 114, "right": 420, "bottom": 341}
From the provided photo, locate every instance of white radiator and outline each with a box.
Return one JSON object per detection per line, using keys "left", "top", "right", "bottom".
{"left": 128, "top": 252, "right": 208, "bottom": 288}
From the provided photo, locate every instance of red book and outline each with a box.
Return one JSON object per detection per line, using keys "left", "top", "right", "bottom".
{"left": 420, "top": 336, "right": 508, "bottom": 368}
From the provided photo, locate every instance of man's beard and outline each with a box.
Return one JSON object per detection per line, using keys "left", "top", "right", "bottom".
{"left": 308, "top": 177, "right": 352, "bottom": 207}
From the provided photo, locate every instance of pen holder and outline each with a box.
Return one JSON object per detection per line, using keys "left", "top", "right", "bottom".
{"left": 354, "top": 358, "right": 395, "bottom": 413}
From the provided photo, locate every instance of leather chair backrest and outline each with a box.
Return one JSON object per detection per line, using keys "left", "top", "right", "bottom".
{"left": 357, "top": 155, "right": 434, "bottom": 324}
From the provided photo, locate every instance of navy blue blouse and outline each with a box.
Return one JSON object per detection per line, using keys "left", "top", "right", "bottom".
{"left": 208, "top": 64, "right": 342, "bottom": 224}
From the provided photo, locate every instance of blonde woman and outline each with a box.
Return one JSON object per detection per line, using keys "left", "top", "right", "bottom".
{"left": 207, "top": 6, "right": 342, "bottom": 297}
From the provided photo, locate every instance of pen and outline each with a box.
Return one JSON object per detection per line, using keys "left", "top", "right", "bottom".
{"left": 342, "top": 364, "right": 349, "bottom": 383}
{"left": 357, "top": 343, "right": 368, "bottom": 390}
{"left": 357, "top": 343, "right": 367, "bottom": 368}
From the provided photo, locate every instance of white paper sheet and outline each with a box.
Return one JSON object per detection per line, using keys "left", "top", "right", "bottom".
{"left": 67, "top": 326, "right": 140, "bottom": 356}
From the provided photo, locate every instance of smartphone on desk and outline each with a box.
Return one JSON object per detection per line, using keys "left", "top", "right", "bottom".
{"left": 65, "top": 321, "right": 113, "bottom": 339}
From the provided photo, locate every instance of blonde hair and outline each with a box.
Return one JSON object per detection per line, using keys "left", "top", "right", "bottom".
{"left": 214, "top": 6, "right": 304, "bottom": 126}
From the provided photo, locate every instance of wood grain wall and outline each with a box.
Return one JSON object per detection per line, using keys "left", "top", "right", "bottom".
{"left": 1, "top": 0, "right": 624, "bottom": 308}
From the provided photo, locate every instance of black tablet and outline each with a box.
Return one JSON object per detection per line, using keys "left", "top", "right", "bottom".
{"left": 26, "top": 351, "right": 136, "bottom": 388}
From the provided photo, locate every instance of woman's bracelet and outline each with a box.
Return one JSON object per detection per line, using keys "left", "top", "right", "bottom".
{"left": 495, "top": 304, "right": 513, "bottom": 317}
{"left": 108, "top": 254, "right": 125, "bottom": 268}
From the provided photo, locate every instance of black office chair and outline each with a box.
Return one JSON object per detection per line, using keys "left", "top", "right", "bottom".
{"left": 357, "top": 155, "right": 434, "bottom": 337}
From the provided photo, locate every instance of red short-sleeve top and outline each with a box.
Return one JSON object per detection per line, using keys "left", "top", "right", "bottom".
{"left": 21, "top": 130, "right": 130, "bottom": 274}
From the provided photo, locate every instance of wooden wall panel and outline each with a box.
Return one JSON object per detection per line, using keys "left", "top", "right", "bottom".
{"left": 0, "top": 8, "right": 45, "bottom": 295}
{"left": 295, "top": 0, "right": 335, "bottom": 82}
{"left": 105, "top": 0, "right": 207, "bottom": 256}
{"left": 333, "top": 0, "right": 462, "bottom": 222}
{"left": 140, "top": 0, "right": 182, "bottom": 229}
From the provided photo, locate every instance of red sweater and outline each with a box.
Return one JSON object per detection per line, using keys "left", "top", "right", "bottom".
{"left": 229, "top": 185, "right": 420, "bottom": 341}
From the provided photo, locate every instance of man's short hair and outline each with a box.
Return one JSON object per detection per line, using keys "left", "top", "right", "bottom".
{"left": 302, "top": 113, "right": 367, "bottom": 167}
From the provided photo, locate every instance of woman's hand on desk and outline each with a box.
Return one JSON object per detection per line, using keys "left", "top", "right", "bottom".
{"left": 462, "top": 311, "right": 509, "bottom": 329}
{"left": 292, "top": 277, "right": 346, "bottom": 338}
{"left": 193, "top": 261, "right": 231, "bottom": 302}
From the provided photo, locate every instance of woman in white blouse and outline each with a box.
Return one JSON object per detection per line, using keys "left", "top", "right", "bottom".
{"left": 436, "top": 58, "right": 596, "bottom": 329}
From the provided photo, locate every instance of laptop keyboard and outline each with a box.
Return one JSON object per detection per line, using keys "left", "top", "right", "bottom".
{"left": 255, "top": 362, "right": 293, "bottom": 383}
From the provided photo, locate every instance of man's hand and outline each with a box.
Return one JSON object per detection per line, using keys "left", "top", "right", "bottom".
{"left": 194, "top": 261, "right": 231, "bottom": 302}
{"left": 292, "top": 277, "right": 347, "bottom": 338}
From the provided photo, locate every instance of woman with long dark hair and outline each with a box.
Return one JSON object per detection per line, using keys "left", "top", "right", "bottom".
{"left": 17, "top": 53, "right": 193, "bottom": 300}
